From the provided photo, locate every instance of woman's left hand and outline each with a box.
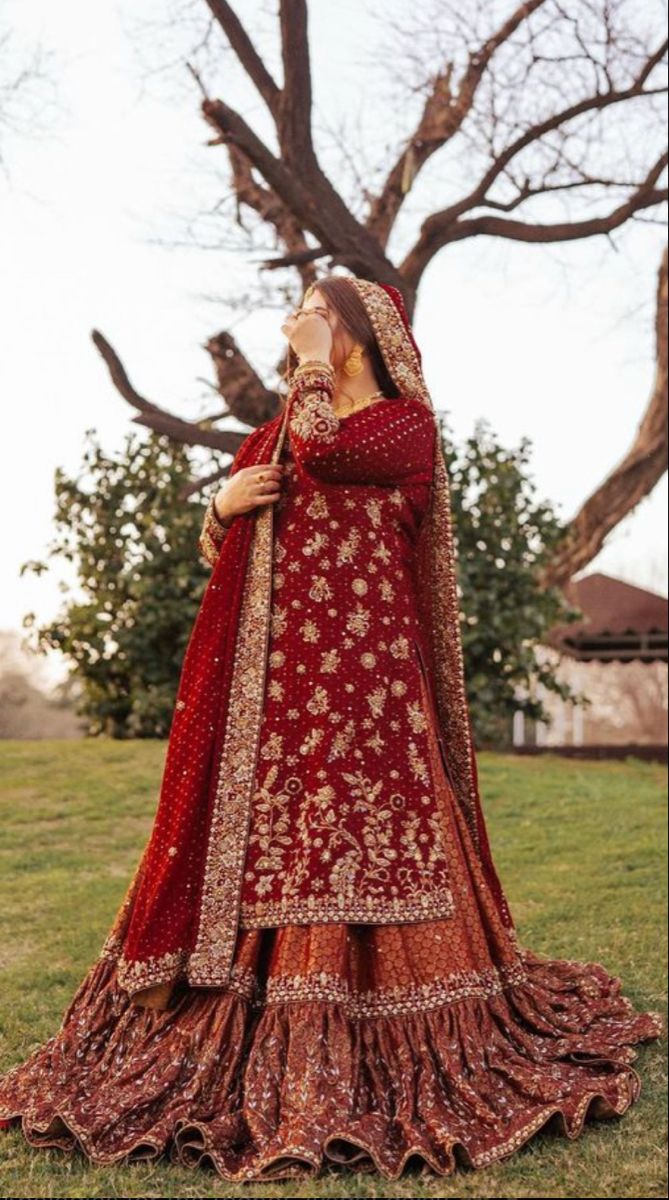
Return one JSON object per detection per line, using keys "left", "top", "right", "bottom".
{"left": 280, "top": 306, "right": 333, "bottom": 365}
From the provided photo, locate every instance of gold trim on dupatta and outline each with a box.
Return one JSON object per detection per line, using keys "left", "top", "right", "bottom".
{"left": 188, "top": 406, "right": 291, "bottom": 987}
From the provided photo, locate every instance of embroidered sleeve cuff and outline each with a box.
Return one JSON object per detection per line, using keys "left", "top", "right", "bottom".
{"left": 198, "top": 494, "right": 232, "bottom": 566}
{"left": 287, "top": 367, "right": 340, "bottom": 443}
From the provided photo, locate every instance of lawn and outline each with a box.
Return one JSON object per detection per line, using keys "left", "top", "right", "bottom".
{"left": 0, "top": 741, "right": 666, "bottom": 1199}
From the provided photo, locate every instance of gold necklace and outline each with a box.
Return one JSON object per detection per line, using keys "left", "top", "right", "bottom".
{"left": 333, "top": 387, "right": 385, "bottom": 417}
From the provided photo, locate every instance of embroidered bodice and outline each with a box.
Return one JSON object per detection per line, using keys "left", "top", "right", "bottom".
{"left": 196, "top": 368, "right": 458, "bottom": 929}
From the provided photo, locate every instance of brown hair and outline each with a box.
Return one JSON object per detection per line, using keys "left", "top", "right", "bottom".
{"left": 281, "top": 275, "right": 399, "bottom": 399}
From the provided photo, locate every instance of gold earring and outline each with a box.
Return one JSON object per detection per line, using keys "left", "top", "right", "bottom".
{"left": 343, "top": 343, "right": 364, "bottom": 376}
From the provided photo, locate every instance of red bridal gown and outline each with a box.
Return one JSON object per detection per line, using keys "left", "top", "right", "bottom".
{"left": 0, "top": 383, "right": 663, "bottom": 1183}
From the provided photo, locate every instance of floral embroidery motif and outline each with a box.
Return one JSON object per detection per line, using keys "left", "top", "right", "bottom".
{"left": 288, "top": 385, "right": 340, "bottom": 442}
{"left": 239, "top": 390, "right": 454, "bottom": 929}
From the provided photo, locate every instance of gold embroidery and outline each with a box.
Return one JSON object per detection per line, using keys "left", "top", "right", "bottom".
{"left": 288, "top": 381, "right": 339, "bottom": 442}
{"left": 320, "top": 648, "right": 341, "bottom": 673}
{"left": 346, "top": 602, "right": 371, "bottom": 638}
{"left": 336, "top": 528, "right": 362, "bottom": 565}
{"left": 308, "top": 575, "right": 333, "bottom": 602}
{"left": 197, "top": 493, "right": 232, "bottom": 567}
{"left": 328, "top": 719, "right": 356, "bottom": 760}
{"left": 306, "top": 685, "right": 330, "bottom": 715}
{"left": 302, "top": 531, "right": 329, "bottom": 557}
{"left": 366, "top": 686, "right": 387, "bottom": 719}
{"left": 407, "top": 740, "right": 430, "bottom": 785}
{"left": 186, "top": 402, "right": 291, "bottom": 988}
{"left": 407, "top": 699, "right": 428, "bottom": 733}
{"left": 300, "top": 619, "right": 320, "bottom": 642}
{"left": 271, "top": 606, "right": 288, "bottom": 638}
{"left": 373, "top": 541, "right": 392, "bottom": 564}
{"left": 260, "top": 732, "right": 283, "bottom": 760}
{"left": 389, "top": 634, "right": 410, "bottom": 658}
{"left": 305, "top": 492, "right": 329, "bottom": 519}
{"left": 365, "top": 730, "right": 386, "bottom": 753}
{"left": 347, "top": 278, "right": 480, "bottom": 847}
{"left": 365, "top": 497, "right": 383, "bottom": 527}
{"left": 299, "top": 727, "right": 325, "bottom": 755}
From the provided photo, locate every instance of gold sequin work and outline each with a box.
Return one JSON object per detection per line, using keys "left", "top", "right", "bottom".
{"left": 239, "top": 376, "right": 456, "bottom": 927}
{"left": 0, "top": 280, "right": 662, "bottom": 1186}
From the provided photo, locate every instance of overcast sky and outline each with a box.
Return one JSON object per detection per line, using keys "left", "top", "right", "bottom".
{"left": 2, "top": 0, "right": 667, "bottom": 684}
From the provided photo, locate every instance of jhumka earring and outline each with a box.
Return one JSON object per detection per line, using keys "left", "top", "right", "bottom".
{"left": 343, "top": 343, "right": 364, "bottom": 376}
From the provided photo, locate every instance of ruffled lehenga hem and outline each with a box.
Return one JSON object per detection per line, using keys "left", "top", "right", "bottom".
{"left": 0, "top": 942, "right": 663, "bottom": 1183}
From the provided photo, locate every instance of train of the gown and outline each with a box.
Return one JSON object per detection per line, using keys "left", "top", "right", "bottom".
{"left": 0, "top": 921, "right": 662, "bottom": 1183}
{"left": 1, "top": 664, "right": 663, "bottom": 1181}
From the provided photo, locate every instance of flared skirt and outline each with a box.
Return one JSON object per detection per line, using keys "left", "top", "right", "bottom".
{"left": 0, "top": 650, "right": 663, "bottom": 1182}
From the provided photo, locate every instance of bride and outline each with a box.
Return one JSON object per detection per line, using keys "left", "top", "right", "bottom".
{"left": 0, "top": 274, "right": 662, "bottom": 1183}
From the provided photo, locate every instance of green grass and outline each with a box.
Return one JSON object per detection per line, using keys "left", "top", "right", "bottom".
{"left": 0, "top": 741, "right": 666, "bottom": 1199}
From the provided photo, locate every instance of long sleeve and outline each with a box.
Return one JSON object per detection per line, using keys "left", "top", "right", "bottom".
{"left": 196, "top": 423, "right": 267, "bottom": 568}
{"left": 197, "top": 494, "right": 233, "bottom": 568}
{"left": 286, "top": 365, "right": 436, "bottom": 487}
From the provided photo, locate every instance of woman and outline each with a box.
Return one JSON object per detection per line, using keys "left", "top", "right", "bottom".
{"left": 0, "top": 275, "right": 662, "bottom": 1183}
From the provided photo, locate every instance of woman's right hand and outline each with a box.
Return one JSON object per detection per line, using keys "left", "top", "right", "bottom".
{"left": 280, "top": 307, "right": 333, "bottom": 364}
{"left": 213, "top": 463, "right": 284, "bottom": 524}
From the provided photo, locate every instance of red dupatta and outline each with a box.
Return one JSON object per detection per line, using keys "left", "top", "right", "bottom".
{"left": 101, "top": 410, "right": 289, "bottom": 996}
{"left": 101, "top": 278, "right": 515, "bottom": 1002}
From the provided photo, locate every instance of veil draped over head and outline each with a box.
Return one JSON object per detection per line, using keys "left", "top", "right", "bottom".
{"left": 102, "top": 276, "right": 514, "bottom": 1005}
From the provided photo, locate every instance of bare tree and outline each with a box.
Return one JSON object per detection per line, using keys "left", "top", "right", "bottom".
{"left": 94, "top": 0, "right": 668, "bottom": 560}
{"left": 0, "top": 26, "right": 55, "bottom": 169}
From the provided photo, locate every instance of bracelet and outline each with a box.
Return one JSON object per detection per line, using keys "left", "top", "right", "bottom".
{"left": 289, "top": 364, "right": 336, "bottom": 395}
{"left": 292, "top": 358, "right": 335, "bottom": 380}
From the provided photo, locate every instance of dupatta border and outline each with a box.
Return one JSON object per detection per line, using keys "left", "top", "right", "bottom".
{"left": 188, "top": 407, "right": 291, "bottom": 987}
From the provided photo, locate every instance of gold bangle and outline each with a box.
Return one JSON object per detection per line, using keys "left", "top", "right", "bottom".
{"left": 292, "top": 358, "right": 335, "bottom": 378}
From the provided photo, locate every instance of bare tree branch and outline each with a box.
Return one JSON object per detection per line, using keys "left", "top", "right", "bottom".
{"left": 367, "top": 0, "right": 548, "bottom": 246}
{"left": 409, "top": 44, "right": 667, "bottom": 239}
{"left": 205, "top": 330, "right": 281, "bottom": 425}
{"left": 91, "top": 329, "right": 250, "bottom": 454}
{"left": 543, "top": 246, "right": 669, "bottom": 588}
{"left": 226, "top": 143, "right": 319, "bottom": 290}
{"left": 201, "top": 94, "right": 405, "bottom": 286}
{"left": 402, "top": 154, "right": 668, "bottom": 283}
{"left": 278, "top": 0, "right": 316, "bottom": 170}
{"left": 203, "top": 0, "right": 281, "bottom": 117}
{"left": 259, "top": 244, "right": 328, "bottom": 270}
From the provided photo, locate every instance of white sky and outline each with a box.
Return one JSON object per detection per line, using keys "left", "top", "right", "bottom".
{"left": 2, "top": 0, "right": 667, "bottom": 685}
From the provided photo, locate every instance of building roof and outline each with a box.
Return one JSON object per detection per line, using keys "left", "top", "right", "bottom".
{"left": 548, "top": 572, "right": 668, "bottom": 663}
